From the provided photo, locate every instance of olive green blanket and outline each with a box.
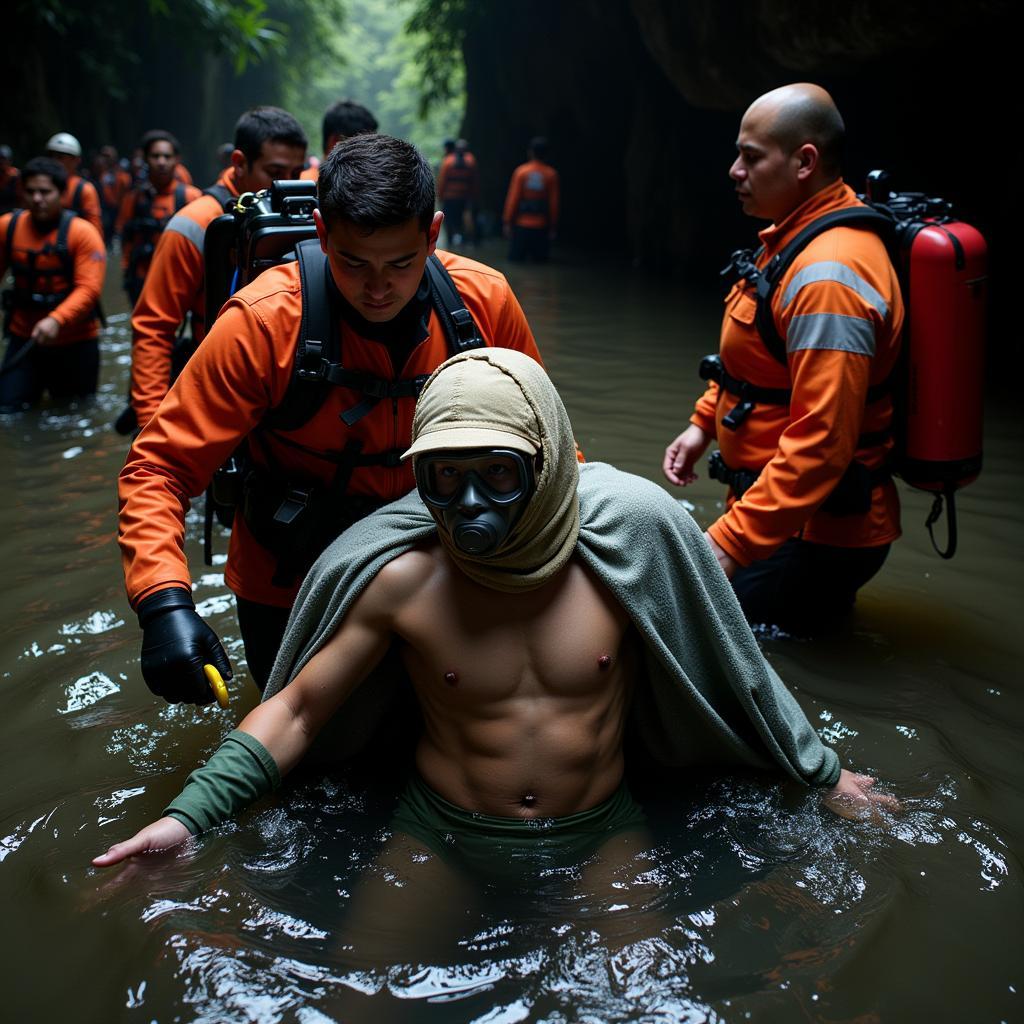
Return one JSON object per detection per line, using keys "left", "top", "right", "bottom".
{"left": 263, "top": 462, "right": 840, "bottom": 787}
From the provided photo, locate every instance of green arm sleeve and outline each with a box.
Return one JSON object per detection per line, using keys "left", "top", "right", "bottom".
{"left": 164, "top": 730, "right": 281, "bottom": 835}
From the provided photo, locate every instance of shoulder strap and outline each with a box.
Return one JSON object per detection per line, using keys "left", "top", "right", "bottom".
{"left": 173, "top": 182, "right": 187, "bottom": 212}
{"left": 263, "top": 238, "right": 338, "bottom": 432}
{"left": 70, "top": 178, "right": 85, "bottom": 213}
{"left": 755, "top": 206, "right": 894, "bottom": 365}
{"left": 203, "top": 183, "right": 233, "bottom": 210}
{"left": 5, "top": 208, "right": 24, "bottom": 266}
{"left": 425, "top": 253, "right": 485, "bottom": 355}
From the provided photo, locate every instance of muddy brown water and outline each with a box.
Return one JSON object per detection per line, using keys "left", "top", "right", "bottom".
{"left": 1, "top": 241, "right": 1020, "bottom": 1023}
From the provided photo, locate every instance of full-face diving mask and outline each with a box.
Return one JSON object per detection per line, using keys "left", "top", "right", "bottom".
{"left": 415, "top": 447, "right": 537, "bottom": 556}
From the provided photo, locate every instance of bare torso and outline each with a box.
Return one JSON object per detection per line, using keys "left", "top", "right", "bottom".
{"left": 380, "top": 543, "right": 638, "bottom": 819}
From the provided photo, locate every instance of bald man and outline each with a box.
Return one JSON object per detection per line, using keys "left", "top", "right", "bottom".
{"left": 663, "top": 84, "right": 903, "bottom": 636}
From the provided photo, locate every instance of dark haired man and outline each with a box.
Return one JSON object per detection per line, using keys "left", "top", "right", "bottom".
{"left": 0, "top": 157, "right": 106, "bottom": 411}
{"left": 437, "top": 138, "right": 479, "bottom": 249}
{"left": 45, "top": 132, "right": 104, "bottom": 236}
{"left": 116, "top": 131, "right": 201, "bottom": 307}
{"left": 118, "top": 134, "right": 546, "bottom": 704}
{"left": 503, "top": 136, "right": 559, "bottom": 263}
{"left": 126, "top": 106, "right": 307, "bottom": 429}
{"left": 301, "top": 99, "right": 378, "bottom": 183}
{"left": 662, "top": 83, "right": 903, "bottom": 635}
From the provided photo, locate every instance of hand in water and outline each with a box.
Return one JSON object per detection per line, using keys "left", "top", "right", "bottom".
{"left": 822, "top": 769, "right": 900, "bottom": 822}
{"left": 91, "top": 816, "right": 191, "bottom": 868}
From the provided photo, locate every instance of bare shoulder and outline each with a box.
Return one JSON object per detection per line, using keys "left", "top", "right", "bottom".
{"left": 363, "top": 543, "right": 443, "bottom": 611}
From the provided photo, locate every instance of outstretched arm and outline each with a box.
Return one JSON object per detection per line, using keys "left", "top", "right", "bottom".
{"left": 92, "top": 569, "right": 398, "bottom": 867}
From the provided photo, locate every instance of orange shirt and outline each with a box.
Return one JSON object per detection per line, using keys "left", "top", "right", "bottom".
{"left": 116, "top": 180, "right": 202, "bottom": 276}
{"left": 692, "top": 180, "right": 904, "bottom": 564}
{"left": 437, "top": 152, "right": 479, "bottom": 202}
{"left": 300, "top": 165, "right": 318, "bottom": 183}
{"left": 503, "top": 160, "right": 559, "bottom": 230}
{"left": 0, "top": 211, "right": 106, "bottom": 343}
{"left": 118, "top": 250, "right": 543, "bottom": 608}
{"left": 63, "top": 174, "right": 104, "bottom": 236}
{"left": 174, "top": 163, "right": 193, "bottom": 186}
{"left": 129, "top": 169, "right": 239, "bottom": 425}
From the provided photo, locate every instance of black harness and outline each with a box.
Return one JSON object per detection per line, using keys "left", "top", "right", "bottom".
{"left": 705, "top": 206, "right": 898, "bottom": 515}
{"left": 122, "top": 182, "right": 188, "bottom": 285}
{"left": 2, "top": 208, "right": 75, "bottom": 316}
{"left": 206, "top": 241, "right": 486, "bottom": 584}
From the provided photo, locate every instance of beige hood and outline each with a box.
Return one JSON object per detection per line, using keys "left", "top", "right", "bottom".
{"left": 403, "top": 348, "right": 580, "bottom": 591}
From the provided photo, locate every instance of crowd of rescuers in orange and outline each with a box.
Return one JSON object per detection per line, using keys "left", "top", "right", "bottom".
{"left": 3, "top": 85, "right": 901, "bottom": 653}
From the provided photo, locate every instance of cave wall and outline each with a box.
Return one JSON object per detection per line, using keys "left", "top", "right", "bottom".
{"left": 460, "top": 0, "right": 1014, "bottom": 370}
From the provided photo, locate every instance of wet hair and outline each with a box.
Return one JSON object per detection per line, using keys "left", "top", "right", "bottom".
{"left": 22, "top": 156, "right": 67, "bottom": 193}
{"left": 140, "top": 129, "right": 180, "bottom": 157}
{"left": 771, "top": 98, "right": 845, "bottom": 176}
{"left": 322, "top": 100, "right": 378, "bottom": 151}
{"left": 318, "top": 134, "right": 435, "bottom": 233}
{"left": 529, "top": 136, "right": 549, "bottom": 160}
{"left": 233, "top": 106, "right": 307, "bottom": 165}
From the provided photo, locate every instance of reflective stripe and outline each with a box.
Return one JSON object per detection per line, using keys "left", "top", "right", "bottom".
{"left": 786, "top": 312, "right": 876, "bottom": 356}
{"left": 164, "top": 212, "right": 206, "bottom": 251}
{"left": 781, "top": 260, "right": 889, "bottom": 318}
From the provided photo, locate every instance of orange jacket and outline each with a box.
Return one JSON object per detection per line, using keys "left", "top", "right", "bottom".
{"left": 98, "top": 167, "right": 131, "bottom": 212}
{"left": 116, "top": 180, "right": 202, "bottom": 279}
{"left": 691, "top": 180, "right": 903, "bottom": 565}
{"left": 437, "top": 151, "right": 479, "bottom": 202}
{"left": 119, "top": 250, "right": 543, "bottom": 608}
{"left": 63, "top": 174, "right": 104, "bottom": 236}
{"left": 503, "top": 160, "right": 559, "bottom": 230}
{"left": 128, "top": 169, "right": 239, "bottom": 425}
{"left": 0, "top": 210, "right": 106, "bottom": 343}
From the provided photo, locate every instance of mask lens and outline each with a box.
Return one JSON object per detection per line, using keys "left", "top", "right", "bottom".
{"left": 417, "top": 449, "right": 532, "bottom": 509}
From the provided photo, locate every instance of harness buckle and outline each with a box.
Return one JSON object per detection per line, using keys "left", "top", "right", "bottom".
{"left": 722, "top": 400, "right": 755, "bottom": 431}
{"left": 273, "top": 487, "right": 311, "bottom": 526}
{"left": 296, "top": 339, "right": 325, "bottom": 380}
{"left": 451, "top": 307, "right": 479, "bottom": 346}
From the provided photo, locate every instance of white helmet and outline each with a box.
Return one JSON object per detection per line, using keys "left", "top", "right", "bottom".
{"left": 45, "top": 132, "right": 81, "bottom": 157}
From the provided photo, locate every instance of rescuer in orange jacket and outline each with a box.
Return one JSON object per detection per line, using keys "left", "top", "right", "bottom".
{"left": 0, "top": 157, "right": 107, "bottom": 411}
{"left": 662, "top": 84, "right": 904, "bottom": 635}
{"left": 118, "top": 134, "right": 548, "bottom": 702}
{"left": 116, "top": 130, "right": 201, "bottom": 307}
{"left": 0, "top": 145, "right": 20, "bottom": 215}
{"left": 301, "top": 99, "right": 378, "bottom": 183}
{"left": 437, "top": 138, "right": 480, "bottom": 249}
{"left": 95, "top": 145, "right": 132, "bottom": 244}
{"left": 44, "top": 133, "right": 104, "bottom": 237}
{"left": 503, "top": 137, "right": 559, "bottom": 263}
{"left": 125, "top": 107, "right": 308, "bottom": 433}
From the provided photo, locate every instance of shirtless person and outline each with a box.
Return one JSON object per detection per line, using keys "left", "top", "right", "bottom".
{"left": 94, "top": 350, "right": 893, "bottom": 873}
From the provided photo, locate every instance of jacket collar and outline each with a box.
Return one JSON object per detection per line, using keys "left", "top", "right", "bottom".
{"left": 758, "top": 178, "right": 859, "bottom": 255}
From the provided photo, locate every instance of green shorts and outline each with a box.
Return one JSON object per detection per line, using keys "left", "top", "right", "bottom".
{"left": 390, "top": 773, "right": 647, "bottom": 879}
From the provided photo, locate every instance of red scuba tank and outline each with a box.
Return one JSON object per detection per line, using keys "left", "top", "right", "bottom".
{"left": 898, "top": 218, "right": 987, "bottom": 493}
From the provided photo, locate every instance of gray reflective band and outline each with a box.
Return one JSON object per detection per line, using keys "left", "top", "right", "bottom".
{"left": 786, "top": 312, "right": 876, "bottom": 356}
{"left": 781, "top": 260, "right": 889, "bottom": 319}
{"left": 164, "top": 212, "right": 206, "bottom": 251}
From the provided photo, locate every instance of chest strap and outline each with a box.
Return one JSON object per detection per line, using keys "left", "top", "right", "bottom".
{"left": 700, "top": 352, "right": 891, "bottom": 431}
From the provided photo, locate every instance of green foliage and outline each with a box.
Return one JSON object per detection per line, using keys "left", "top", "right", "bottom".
{"left": 406, "top": 0, "right": 480, "bottom": 117}
{"left": 283, "top": 0, "right": 467, "bottom": 158}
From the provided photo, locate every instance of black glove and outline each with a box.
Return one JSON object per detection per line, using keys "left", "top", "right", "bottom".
{"left": 137, "top": 589, "right": 233, "bottom": 705}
